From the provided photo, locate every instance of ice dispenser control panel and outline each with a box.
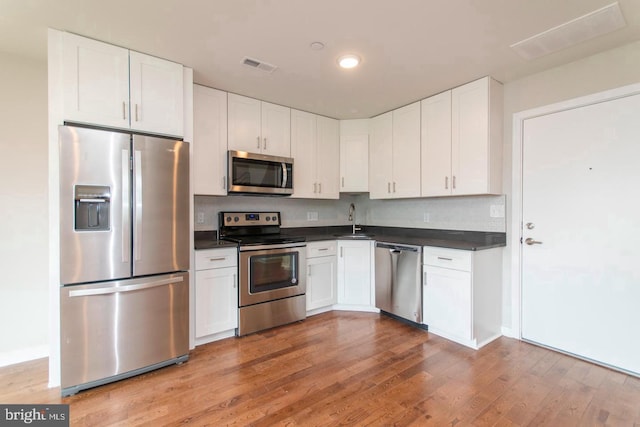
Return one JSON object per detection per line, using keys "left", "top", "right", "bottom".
{"left": 74, "top": 185, "right": 111, "bottom": 231}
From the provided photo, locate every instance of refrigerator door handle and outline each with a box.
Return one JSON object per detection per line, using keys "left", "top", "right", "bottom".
{"left": 134, "top": 150, "right": 143, "bottom": 261}
{"left": 68, "top": 276, "right": 184, "bottom": 297}
{"left": 122, "top": 149, "right": 130, "bottom": 263}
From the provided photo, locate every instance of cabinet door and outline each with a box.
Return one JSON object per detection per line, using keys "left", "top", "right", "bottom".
{"left": 193, "top": 85, "right": 228, "bottom": 195}
{"left": 339, "top": 119, "right": 369, "bottom": 192}
{"left": 307, "top": 255, "right": 337, "bottom": 310}
{"left": 368, "top": 112, "right": 393, "bottom": 199}
{"left": 261, "top": 101, "right": 291, "bottom": 157}
{"left": 62, "top": 32, "right": 130, "bottom": 129}
{"left": 391, "top": 101, "right": 421, "bottom": 198}
{"left": 228, "top": 94, "right": 262, "bottom": 153}
{"left": 316, "top": 116, "right": 340, "bottom": 199}
{"left": 337, "top": 241, "right": 373, "bottom": 306}
{"left": 423, "top": 266, "right": 472, "bottom": 340}
{"left": 421, "top": 91, "right": 452, "bottom": 197}
{"left": 291, "top": 109, "right": 317, "bottom": 198}
{"left": 451, "top": 77, "right": 490, "bottom": 195}
{"left": 129, "top": 51, "right": 184, "bottom": 137}
{"left": 195, "top": 267, "right": 238, "bottom": 338}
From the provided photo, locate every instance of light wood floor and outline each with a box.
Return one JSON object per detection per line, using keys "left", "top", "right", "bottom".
{"left": 2, "top": 311, "right": 640, "bottom": 426}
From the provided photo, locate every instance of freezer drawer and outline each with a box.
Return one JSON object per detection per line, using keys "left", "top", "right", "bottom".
{"left": 60, "top": 272, "right": 189, "bottom": 396}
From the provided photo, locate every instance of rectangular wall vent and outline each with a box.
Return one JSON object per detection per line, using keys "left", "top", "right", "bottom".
{"left": 242, "top": 56, "right": 278, "bottom": 73}
{"left": 510, "top": 2, "right": 626, "bottom": 60}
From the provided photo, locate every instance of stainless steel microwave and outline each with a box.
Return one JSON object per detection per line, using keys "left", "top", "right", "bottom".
{"left": 228, "top": 150, "right": 294, "bottom": 195}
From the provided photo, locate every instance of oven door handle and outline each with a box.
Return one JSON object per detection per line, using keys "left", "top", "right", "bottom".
{"left": 239, "top": 242, "right": 306, "bottom": 252}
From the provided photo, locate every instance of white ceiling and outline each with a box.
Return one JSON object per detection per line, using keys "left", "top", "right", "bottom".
{"left": 1, "top": 0, "right": 640, "bottom": 119}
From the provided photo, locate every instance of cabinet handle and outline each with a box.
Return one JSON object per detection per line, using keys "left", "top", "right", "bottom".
{"left": 423, "top": 271, "right": 427, "bottom": 284}
{"left": 340, "top": 247, "right": 343, "bottom": 258}
{"left": 222, "top": 176, "right": 226, "bottom": 190}
{"left": 256, "top": 136, "right": 260, "bottom": 149}
{"left": 393, "top": 182, "right": 396, "bottom": 193}
{"left": 122, "top": 101, "right": 127, "bottom": 120}
{"left": 387, "top": 182, "right": 391, "bottom": 193}
{"left": 209, "top": 257, "right": 226, "bottom": 262}
{"left": 452, "top": 176, "right": 456, "bottom": 189}
{"left": 135, "top": 104, "right": 139, "bottom": 122}
{"left": 318, "top": 248, "right": 329, "bottom": 251}
{"left": 437, "top": 256, "right": 453, "bottom": 261}
{"left": 313, "top": 183, "right": 317, "bottom": 193}
{"left": 341, "top": 177, "right": 344, "bottom": 188}
{"left": 263, "top": 137, "right": 267, "bottom": 150}
{"left": 319, "top": 182, "right": 322, "bottom": 193}
{"left": 445, "top": 176, "right": 448, "bottom": 190}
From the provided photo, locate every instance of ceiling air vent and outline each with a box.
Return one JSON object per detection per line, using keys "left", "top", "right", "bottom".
{"left": 242, "top": 56, "right": 278, "bottom": 73}
{"left": 510, "top": 2, "right": 626, "bottom": 60}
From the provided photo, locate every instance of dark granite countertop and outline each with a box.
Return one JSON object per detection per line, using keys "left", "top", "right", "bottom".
{"left": 194, "top": 231, "right": 238, "bottom": 250}
{"left": 281, "top": 226, "right": 506, "bottom": 251}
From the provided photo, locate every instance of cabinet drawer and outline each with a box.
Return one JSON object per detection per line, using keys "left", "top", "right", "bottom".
{"left": 195, "top": 248, "right": 237, "bottom": 270}
{"left": 306, "top": 241, "right": 337, "bottom": 258}
{"left": 423, "top": 247, "right": 471, "bottom": 271}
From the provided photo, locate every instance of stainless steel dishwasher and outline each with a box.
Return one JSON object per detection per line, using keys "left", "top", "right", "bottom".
{"left": 375, "top": 242, "right": 423, "bottom": 323}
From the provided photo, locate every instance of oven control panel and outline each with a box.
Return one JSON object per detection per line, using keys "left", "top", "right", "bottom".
{"left": 220, "top": 211, "right": 280, "bottom": 227}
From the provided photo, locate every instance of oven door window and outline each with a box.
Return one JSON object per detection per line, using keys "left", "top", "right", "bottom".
{"left": 249, "top": 252, "right": 298, "bottom": 293}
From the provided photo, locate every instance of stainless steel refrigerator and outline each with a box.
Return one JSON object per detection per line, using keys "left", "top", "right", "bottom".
{"left": 58, "top": 125, "right": 190, "bottom": 396}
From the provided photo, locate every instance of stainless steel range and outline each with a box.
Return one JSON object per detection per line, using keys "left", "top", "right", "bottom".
{"left": 219, "top": 212, "right": 306, "bottom": 336}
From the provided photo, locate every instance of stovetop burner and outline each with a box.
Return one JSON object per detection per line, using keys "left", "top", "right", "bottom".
{"left": 218, "top": 211, "right": 305, "bottom": 246}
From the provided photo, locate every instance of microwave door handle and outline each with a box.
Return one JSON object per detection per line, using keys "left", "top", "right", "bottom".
{"left": 281, "top": 162, "right": 288, "bottom": 188}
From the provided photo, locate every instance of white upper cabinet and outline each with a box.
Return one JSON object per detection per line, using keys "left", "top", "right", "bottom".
{"left": 62, "top": 32, "right": 184, "bottom": 137}
{"left": 228, "top": 94, "right": 291, "bottom": 157}
{"left": 421, "top": 91, "right": 453, "bottom": 197}
{"left": 369, "top": 102, "right": 421, "bottom": 199}
{"left": 421, "top": 77, "right": 503, "bottom": 197}
{"left": 339, "top": 119, "right": 369, "bottom": 192}
{"left": 129, "top": 51, "right": 184, "bottom": 137}
{"left": 291, "top": 109, "right": 339, "bottom": 199}
{"left": 193, "top": 85, "right": 228, "bottom": 195}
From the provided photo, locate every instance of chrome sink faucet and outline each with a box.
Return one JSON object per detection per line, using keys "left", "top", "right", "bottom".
{"left": 348, "top": 203, "right": 361, "bottom": 234}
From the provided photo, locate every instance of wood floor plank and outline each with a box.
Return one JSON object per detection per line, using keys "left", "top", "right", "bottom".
{"left": 1, "top": 311, "right": 639, "bottom": 426}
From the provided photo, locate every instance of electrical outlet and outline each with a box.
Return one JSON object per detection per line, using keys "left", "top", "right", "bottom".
{"left": 490, "top": 205, "right": 505, "bottom": 218}
{"left": 307, "top": 211, "right": 318, "bottom": 221}
{"left": 196, "top": 211, "right": 205, "bottom": 224}
{"left": 423, "top": 213, "right": 430, "bottom": 223}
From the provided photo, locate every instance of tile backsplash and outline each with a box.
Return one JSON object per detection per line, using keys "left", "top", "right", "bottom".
{"left": 195, "top": 194, "right": 506, "bottom": 233}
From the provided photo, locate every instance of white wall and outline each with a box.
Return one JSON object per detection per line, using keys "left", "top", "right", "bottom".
{"left": 501, "top": 39, "right": 640, "bottom": 334}
{"left": 0, "top": 51, "right": 49, "bottom": 365}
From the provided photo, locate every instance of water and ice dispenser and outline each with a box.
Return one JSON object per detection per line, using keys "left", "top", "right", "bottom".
{"left": 74, "top": 185, "right": 111, "bottom": 231}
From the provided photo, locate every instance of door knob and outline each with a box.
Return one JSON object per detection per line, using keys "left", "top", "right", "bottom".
{"left": 525, "top": 237, "right": 543, "bottom": 245}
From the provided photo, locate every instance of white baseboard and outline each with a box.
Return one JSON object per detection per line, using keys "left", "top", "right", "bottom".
{"left": 501, "top": 326, "right": 517, "bottom": 338}
{"left": 0, "top": 345, "right": 48, "bottom": 367}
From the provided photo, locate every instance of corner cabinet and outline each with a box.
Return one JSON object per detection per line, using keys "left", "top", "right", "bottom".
{"left": 306, "top": 241, "right": 338, "bottom": 314}
{"left": 291, "top": 110, "right": 340, "bottom": 199}
{"left": 194, "top": 247, "right": 238, "bottom": 345}
{"left": 227, "top": 93, "right": 291, "bottom": 157}
{"left": 369, "top": 102, "right": 421, "bottom": 199}
{"left": 422, "top": 246, "right": 502, "bottom": 349}
{"left": 193, "top": 85, "right": 228, "bottom": 195}
{"left": 62, "top": 32, "right": 184, "bottom": 137}
{"left": 421, "top": 77, "right": 502, "bottom": 197}
{"left": 339, "top": 119, "right": 369, "bottom": 192}
{"left": 336, "top": 240, "right": 376, "bottom": 311}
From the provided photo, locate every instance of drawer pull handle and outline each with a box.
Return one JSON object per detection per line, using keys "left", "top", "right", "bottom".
{"left": 318, "top": 248, "right": 329, "bottom": 251}
{"left": 437, "top": 257, "right": 453, "bottom": 261}
{"left": 209, "top": 257, "right": 226, "bottom": 262}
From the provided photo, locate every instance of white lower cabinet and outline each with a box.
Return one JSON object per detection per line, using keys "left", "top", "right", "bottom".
{"left": 422, "top": 246, "right": 502, "bottom": 349}
{"left": 336, "top": 240, "right": 376, "bottom": 311}
{"left": 305, "top": 241, "right": 338, "bottom": 314}
{"left": 194, "top": 247, "right": 238, "bottom": 345}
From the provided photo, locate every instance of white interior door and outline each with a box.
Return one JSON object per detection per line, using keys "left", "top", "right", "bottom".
{"left": 521, "top": 93, "right": 640, "bottom": 375}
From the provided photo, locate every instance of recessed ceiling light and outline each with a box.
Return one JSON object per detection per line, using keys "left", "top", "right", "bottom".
{"left": 310, "top": 41, "right": 325, "bottom": 50}
{"left": 338, "top": 54, "right": 360, "bottom": 69}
